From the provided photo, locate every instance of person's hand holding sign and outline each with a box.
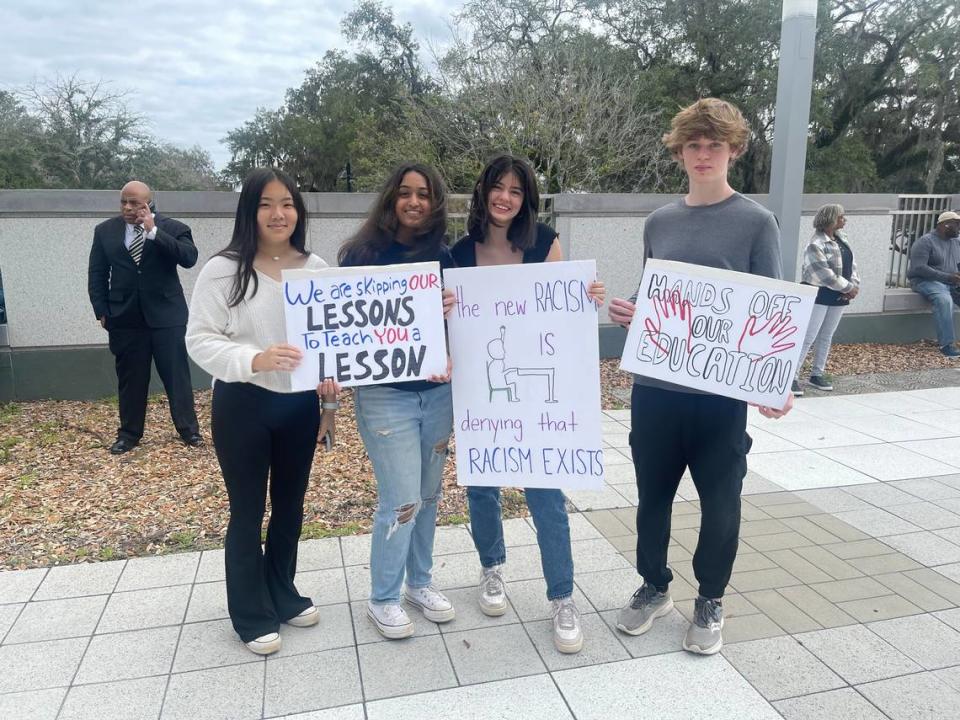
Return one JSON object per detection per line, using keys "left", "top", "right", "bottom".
{"left": 608, "top": 297, "right": 636, "bottom": 328}
{"left": 755, "top": 392, "right": 794, "bottom": 419}
{"left": 738, "top": 313, "right": 798, "bottom": 419}
{"left": 441, "top": 287, "right": 456, "bottom": 318}
{"left": 253, "top": 344, "right": 302, "bottom": 373}
{"left": 587, "top": 280, "right": 606, "bottom": 306}
{"left": 737, "top": 313, "right": 797, "bottom": 359}
{"left": 428, "top": 355, "right": 453, "bottom": 384}
{"left": 645, "top": 291, "right": 694, "bottom": 355}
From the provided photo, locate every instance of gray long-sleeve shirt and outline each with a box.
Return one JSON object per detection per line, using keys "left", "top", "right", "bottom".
{"left": 629, "top": 192, "right": 782, "bottom": 393}
{"left": 908, "top": 231, "right": 960, "bottom": 285}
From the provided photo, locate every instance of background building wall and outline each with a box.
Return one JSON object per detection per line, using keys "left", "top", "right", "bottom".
{"left": 0, "top": 190, "right": 956, "bottom": 400}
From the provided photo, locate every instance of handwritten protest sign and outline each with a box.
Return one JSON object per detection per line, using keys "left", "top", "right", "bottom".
{"left": 620, "top": 259, "right": 817, "bottom": 407}
{"left": 282, "top": 262, "right": 447, "bottom": 390}
{"left": 446, "top": 261, "right": 603, "bottom": 490}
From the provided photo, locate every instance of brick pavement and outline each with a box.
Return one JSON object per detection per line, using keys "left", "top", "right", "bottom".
{"left": 4, "top": 378, "right": 960, "bottom": 718}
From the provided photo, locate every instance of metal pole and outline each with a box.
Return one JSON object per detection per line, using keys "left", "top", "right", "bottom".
{"left": 768, "top": 0, "right": 818, "bottom": 282}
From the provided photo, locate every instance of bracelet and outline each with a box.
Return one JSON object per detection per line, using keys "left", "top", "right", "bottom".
{"left": 321, "top": 401, "right": 340, "bottom": 410}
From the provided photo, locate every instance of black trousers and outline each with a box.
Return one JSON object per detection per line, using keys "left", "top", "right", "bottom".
{"left": 629, "top": 384, "right": 751, "bottom": 599}
{"left": 211, "top": 380, "right": 320, "bottom": 642}
{"left": 107, "top": 324, "right": 199, "bottom": 442}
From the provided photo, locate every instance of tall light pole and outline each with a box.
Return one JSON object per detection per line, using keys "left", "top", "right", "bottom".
{"left": 768, "top": 0, "right": 819, "bottom": 281}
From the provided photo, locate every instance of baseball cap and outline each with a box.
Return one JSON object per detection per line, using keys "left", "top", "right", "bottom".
{"left": 937, "top": 211, "right": 960, "bottom": 224}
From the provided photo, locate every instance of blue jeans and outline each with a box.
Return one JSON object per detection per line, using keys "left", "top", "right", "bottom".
{"left": 467, "top": 486, "right": 574, "bottom": 600}
{"left": 796, "top": 304, "right": 845, "bottom": 378}
{"left": 354, "top": 383, "right": 453, "bottom": 604}
{"left": 913, "top": 280, "right": 957, "bottom": 347}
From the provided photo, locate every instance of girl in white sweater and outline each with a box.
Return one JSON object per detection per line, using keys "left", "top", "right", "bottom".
{"left": 186, "top": 168, "right": 338, "bottom": 655}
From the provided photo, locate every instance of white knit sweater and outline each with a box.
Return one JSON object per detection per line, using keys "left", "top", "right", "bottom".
{"left": 186, "top": 254, "right": 328, "bottom": 393}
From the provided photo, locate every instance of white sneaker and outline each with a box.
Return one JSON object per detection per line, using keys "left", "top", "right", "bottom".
{"left": 478, "top": 564, "right": 507, "bottom": 617}
{"left": 367, "top": 601, "right": 415, "bottom": 639}
{"left": 245, "top": 632, "right": 281, "bottom": 655}
{"left": 286, "top": 605, "right": 319, "bottom": 627}
{"left": 552, "top": 597, "right": 583, "bottom": 654}
{"left": 403, "top": 584, "right": 456, "bottom": 623}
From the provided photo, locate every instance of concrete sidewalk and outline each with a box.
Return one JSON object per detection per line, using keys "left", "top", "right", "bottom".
{"left": 4, "top": 380, "right": 960, "bottom": 718}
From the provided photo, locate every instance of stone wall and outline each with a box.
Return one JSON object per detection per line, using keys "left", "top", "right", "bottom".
{"left": 0, "top": 189, "right": 956, "bottom": 399}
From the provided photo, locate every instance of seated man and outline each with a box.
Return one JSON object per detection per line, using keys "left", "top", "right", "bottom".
{"left": 909, "top": 211, "right": 960, "bottom": 358}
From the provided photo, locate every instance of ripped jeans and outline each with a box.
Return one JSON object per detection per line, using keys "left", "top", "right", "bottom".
{"left": 354, "top": 383, "right": 453, "bottom": 604}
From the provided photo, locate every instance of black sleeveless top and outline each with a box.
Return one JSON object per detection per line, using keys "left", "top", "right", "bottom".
{"left": 813, "top": 235, "right": 854, "bottom": 307}
{"left": 450, "top": 222, "right": 557, "bottom": 267}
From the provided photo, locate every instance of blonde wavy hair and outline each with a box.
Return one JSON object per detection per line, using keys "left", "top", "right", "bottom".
{"left": 662, "top": 99, "right": 750, "bottom": 157}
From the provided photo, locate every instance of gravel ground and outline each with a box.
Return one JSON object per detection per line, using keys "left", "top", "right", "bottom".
{"left": 0, "top": 340, "right": 951, "bottom": 570}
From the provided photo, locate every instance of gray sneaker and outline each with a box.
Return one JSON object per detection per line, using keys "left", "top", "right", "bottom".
{"left": 683, "top": 596, "right": 724, "bottom": 655}
{"left": 808, "top": 374, "right": 833, "bottom": 391}
{"left": 616, "top": 582, "right": 673, "bottom": 636}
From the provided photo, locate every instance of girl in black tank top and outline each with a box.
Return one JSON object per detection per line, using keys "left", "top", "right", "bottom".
{"left": 452, "top": 154, "right": 605, "bottom": 655}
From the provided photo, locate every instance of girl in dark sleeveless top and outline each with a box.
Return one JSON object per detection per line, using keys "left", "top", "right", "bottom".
{"left": 451, "top": 154, "right": 605, "bottom": 654}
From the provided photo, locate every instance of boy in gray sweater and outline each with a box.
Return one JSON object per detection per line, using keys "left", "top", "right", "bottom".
{"left": 608, "top": 99, "right": 794, "bottom": 655}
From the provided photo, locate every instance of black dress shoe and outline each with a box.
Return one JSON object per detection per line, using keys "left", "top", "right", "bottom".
{"left": 109, "top": 438, "right": 138, "bottom": 455}
{"left": 182, "top": 433, "right": 204, "bottom": 447}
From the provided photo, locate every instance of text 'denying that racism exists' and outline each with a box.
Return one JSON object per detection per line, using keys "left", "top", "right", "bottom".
{"left": 446, "top": 260, "right": 604, "bottom": 490}
{"left": 282, "top": 262, "right": 448, "bottom": 390}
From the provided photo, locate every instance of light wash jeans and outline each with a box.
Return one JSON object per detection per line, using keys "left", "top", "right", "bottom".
{"left": 796, "top": 304, "right": 845, "bottom": 378}
{"left": 467, "top": 486, "right": 574, "bottom": 600}
{"left": 913, "top": 280, "right": 957, "bottom": 347}
{"left": 354, "top": 383, "right": 453, "bottom": 604}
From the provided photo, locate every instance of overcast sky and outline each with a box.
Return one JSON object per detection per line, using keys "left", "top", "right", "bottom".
{"left": 0, "top": 0, "right": 460, "bottom": 169}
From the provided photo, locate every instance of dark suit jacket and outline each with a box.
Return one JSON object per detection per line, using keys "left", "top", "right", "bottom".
{"left": 87, "top": 213, "right": 199, "bottom": 329}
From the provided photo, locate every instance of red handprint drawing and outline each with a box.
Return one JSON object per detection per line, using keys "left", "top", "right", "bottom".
{"left": 644, "top": 290, "right": 694, "bottom": 355}
{"left": 737, "top": 313, "right": 797, "bottom": 359}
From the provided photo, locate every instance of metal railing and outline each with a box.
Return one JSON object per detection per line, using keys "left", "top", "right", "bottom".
{"left": 888, "top": 194, "right": 953, "bottom": 288}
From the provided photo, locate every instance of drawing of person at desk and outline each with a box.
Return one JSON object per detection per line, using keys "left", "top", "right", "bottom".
{"left": 485, "top": 325, "right": 557, "bottom": 403}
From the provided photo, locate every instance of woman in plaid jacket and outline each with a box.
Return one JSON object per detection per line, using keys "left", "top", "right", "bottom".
{"left": 792, "top": 203, "right": 860, "bottom": 395}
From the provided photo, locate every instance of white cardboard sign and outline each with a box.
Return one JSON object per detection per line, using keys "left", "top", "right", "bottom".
{"left": 282, "top": 262, "right": 447, "bottom": 390}
{"left": 620, "top": 259, "right": 817, "bottom": 407}
{"left": 446, "top": 261, "right": 604, "bottom": 490}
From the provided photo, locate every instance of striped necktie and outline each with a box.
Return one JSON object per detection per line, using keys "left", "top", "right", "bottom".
{"left": 129, "top": 224, "right": 144, "bottom": 265}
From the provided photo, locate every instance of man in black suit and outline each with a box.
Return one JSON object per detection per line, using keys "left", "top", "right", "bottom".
{"left": 88, "top": 180, "right": 202, "bottom": 454}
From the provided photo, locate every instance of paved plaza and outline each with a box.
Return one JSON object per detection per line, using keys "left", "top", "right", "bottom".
{"left": 5, "top": 375, "right": 960, "bottom": 718}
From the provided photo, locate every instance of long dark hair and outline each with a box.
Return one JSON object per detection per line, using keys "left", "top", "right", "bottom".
{"left": 218, "top": 168, "right": 308, "bottom": 307}
{"left": 467, "top": 154, "right": 540, "bottom": 251}
{"left": 338, "top": 162, "right": 448, "bottom": 265}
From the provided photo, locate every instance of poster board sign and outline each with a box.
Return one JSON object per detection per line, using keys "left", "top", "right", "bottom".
{"left": 282, "top": 262, "right": 447, "bottom": 390}
{"left": 620, "top": 259, "right": 817, "bottom": 407}
{"left": 446, "top": 260, "right": 604, "bottom": 490}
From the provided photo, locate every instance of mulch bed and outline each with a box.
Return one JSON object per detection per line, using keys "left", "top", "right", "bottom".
{"left": 0, "top": 341, "right": 952, "bottom": 570}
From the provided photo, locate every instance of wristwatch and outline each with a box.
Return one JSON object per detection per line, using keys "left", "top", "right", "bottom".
{"left": 321, "top": 401, "right": 340, "bottom": 410}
